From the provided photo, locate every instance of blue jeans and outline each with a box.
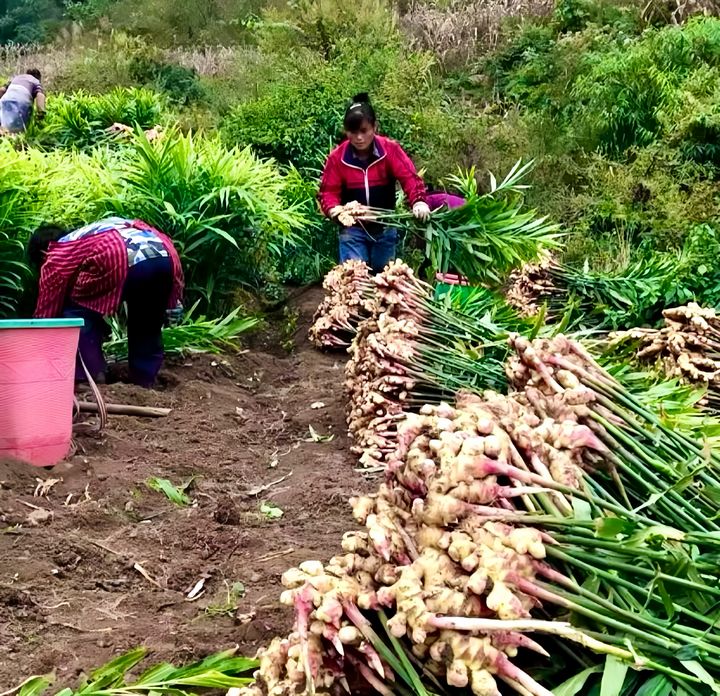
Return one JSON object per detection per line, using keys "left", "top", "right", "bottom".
{"left": 121, "top": 256, "right": 173, "bottom": 387}
{"left": 0, "top": 100, "right": 30, "bottom": 133}
{"left": 62, "top": 303, "right": 110, "bottom": 382}
{"left": 339, "top": 226, "right": 398, "bottom": 273}
{"left": 62, "top": 257, "right": 173, "bottom": 387}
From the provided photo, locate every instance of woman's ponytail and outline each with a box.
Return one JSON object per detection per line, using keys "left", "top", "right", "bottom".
{"left": 344, "top": 92, "right": 376, "bottom": 132}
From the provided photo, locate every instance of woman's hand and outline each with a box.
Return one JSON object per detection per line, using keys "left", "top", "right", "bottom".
{"left": 165, "top": 301, "right": 184, "bottom": 327}
{"left": 330, "top": 202, "right": 375, "bottom": 226}
{"left": 330, "top": 205, "right": 356, "bottom": 227}
{"left": 329, "top": 205, "right": 348, "bottom": 224}
{"left": 412, "top": 201, "right": 431, "bottom": 222}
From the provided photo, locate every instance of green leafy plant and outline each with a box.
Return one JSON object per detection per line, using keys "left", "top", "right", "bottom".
{"left": 106, "top": 304, "right": 262, "bottom": 359}
{"left": 274, "top": 166, "right": 336, "bottom": 285}
{"left": 129, "top": 57, "right": 205, "bottom": 106}
{"left": 259, "top": 501, "right": 283, "bottom": 519}
{"left": 0, "top": 230, "right": 30, "bottom": 317}
{"left": 0, "top": 126, "right": 309, "bottom": 320}
{"left": 6, "top": 647, "right": 257, "bottom": 696}
{"left": 145, "top": 476, "right": 195, "bottom": 506}
{"left": 36, "top": 88, "right": 167, "bottom": 150}
{"left": 380, "top": 161, "right": 561, "bottom": 285}
{"left": 529, "top": 223, "right": 720, "bottom": 330}
{"left": 205, "top": 580, "right": 247, "bottom": 618}
{"left": 109, "top": 129, "right": 305, "bottom": 310}
{"left": 482, "top": 12, "right": 720, "bottom": 270}
{"left": 280, "top": 306, "right": 299, "bottom": 352}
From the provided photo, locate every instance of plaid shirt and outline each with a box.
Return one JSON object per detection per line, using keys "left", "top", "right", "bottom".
{"left": 34, "top": 219, "right": 184, "bottom": 318}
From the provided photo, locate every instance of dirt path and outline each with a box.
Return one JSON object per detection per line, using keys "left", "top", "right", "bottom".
{"left": 0, "top": 287, "right": 371, "bottom": 688}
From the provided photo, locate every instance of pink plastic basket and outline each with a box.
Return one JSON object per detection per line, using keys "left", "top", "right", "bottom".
{"left": 0, "top": 318, "right": 82, "bottom": 466}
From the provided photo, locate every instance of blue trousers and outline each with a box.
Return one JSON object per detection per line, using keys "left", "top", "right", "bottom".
{"left": 63, "top": 256, "right": 173, "bottom": 387}
{"left": 0, "top": 100, "right": 30, "bottom": 133}
{"left": 339, "top": 226, "right": 398, "bottom": 273}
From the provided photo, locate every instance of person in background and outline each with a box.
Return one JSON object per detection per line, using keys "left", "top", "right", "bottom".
{"left": 0, "top": 69, "right": 46, "bottom": 134}
{"left": 426, "top": 188, "right": 466, "bottom": 212}
{"left": 318, "top": 93, "right": 431, "bottom": 273}
{"left": 28, "top": 217, "right": 184, "bottom": 388}
{"left": 418, "top": 185, "right": 467, "bottom": 279}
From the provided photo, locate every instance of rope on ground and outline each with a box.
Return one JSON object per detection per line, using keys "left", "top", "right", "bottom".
{"left": 73, "top": 355, "right": 107, "bottom": 434}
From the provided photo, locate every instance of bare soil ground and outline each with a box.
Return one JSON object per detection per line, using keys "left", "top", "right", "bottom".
{"left": 0, "top": 287, "right": 371, "bottom": 688}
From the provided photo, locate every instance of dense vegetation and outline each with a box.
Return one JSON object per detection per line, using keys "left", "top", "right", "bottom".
{"left": 1, "top": 0, "right": 720, "bottom": 327}
{"left": 5, "top": 1, "right": 720, "bottom": 692}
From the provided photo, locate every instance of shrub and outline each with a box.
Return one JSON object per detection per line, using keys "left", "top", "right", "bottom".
{"left": 259, "top": 0, "right": 396, "bottom": 59}
{"left": 220, "top": 29, "right": 483, "bottom": 181}
{"left": 487, "top": 28, "right": 559, "bottom": 112}
{"left": 0, "top": 0, "right": 63, "bottom": 45}
{"left": 62, "top": 0, "right": 113, "bottom": 22}
{"left": 477, "top": 9, "right": 720, "bottom": 271}
{"left": 677, "top": 107, "right": 720, "bottom": 168}
{"left": 0, "top": 125, "right": 310, "bottom": 315}
{"left": 0, "top": 139, "right": 115, "bottom": 237}
{"left": 36, "top": 87, "right": 168, "bottom": 149}
{"left": 0, "top": 139, "right": 116, "bottom": 314}
{"left": 567, "top": 17, "right": 720, "bottom": 155}
{"left": 218, "top": 1, "right": 485, "bottom": 177}
{"left": 108, "top": 129, "right": 306, "bottom": 310}
{"left": 102, "top": 0, "right": 263, "bottom": 46}
{"left": 0, "top": 230, "right": 28, "bottom": 317}
{"left": 670, "top": 76, "right": 720, "bottom": 169}
{"left": 129, "top": 56, "right": 205, "bottom": 105}
{"left": 274, "top": 166, "right": 337, "bottom": 285}
{"left": 221, "top": 79, "right": 343, "bottom": 172}
{"left": 553, "top": 0, "right": 640, "bottom": 33}
{"left": 49, "top": 32, "right": 141, "bottom": 93}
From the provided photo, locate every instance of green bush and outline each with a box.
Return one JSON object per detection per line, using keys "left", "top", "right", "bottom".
{"left": 671, "top": 85, "right": 720, "bottom": 168}
{"left": 564, "top": 17, "right": 720, "bottom": 155}
{"left": 478, "top": 9, "right": 720, "bottom": 269}
{"left": 486, "top": 24, "right": 560, "bottom": 108}
{"left": 221, "top": 79, "right": 343, "bottom": 172}
{"left": 220, "top": 28, "right": 483, "bottom": 181}
{"left": 0, "top": 140, "right": 115, "bottom": 238}
{"left": 129, "top": 56, "right": 204, "bottom": 105}
{"left": 0, "top": 230, "right": 28, "bottom": 317}
{"left": 0, "top": 139, "right": 116, "bottom": 314}
{"left": 49, "top": 33, "right": 142, "bottom": 93}
{"left": 62, "top": 0, "right": 114, "bottom": 21}
{"left": 0, "top": 124, "right": 308, "bottom": 315}
{"left": 108, "top": 129, "right": 306, "bottom": 309}
{"left": 274, "top": 166, "right": 337, "bottom": 285}
{"left": 487, "top": 14, "right": 720, "bottom": 157}
{"left": 0, "top": 0, "right": 63, "bottom": 45}
{"left": 219, "top": 34, "right": 424, "bottom": 171}
{"left": 35, "top": 87, "right": 168, "bottom": 149}
{"left": 100, "top": 0, "right": 264, "bottom": 46}
{"left": 553, "top": 0, "right": 641, "bottom": 34}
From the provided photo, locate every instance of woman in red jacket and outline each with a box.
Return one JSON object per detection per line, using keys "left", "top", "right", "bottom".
{"left": 318, "top": 93, "right": 430, "bottom": 273}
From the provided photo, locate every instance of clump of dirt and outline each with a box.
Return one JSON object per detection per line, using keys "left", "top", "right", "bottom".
{"left": 213, "top": 496, "right": 243, "bottom": 525}
{"left": 0, "top": 287, "right": 372, "bottom": 689}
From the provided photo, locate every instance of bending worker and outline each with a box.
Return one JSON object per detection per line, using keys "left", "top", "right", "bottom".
{"left": 318, "top": 92, "right": 430, "bottom": 273}
{"left": 29, "top": 217, "right": 184, "bottom": 388}
{"left": 0, "top": 69, "right": 45, "bottom": 133}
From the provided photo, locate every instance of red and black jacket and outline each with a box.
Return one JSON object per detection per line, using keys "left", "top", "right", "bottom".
{"left": 318, "top": 135, "right": 427, "bottom": 224}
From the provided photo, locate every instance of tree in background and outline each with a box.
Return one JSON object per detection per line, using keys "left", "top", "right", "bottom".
{"left": 0, "top": 0, "right": 64, "bottom": 43}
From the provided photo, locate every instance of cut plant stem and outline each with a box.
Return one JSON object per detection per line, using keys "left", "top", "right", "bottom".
{"left": 429, "top": 616, "right": 634, "bottom": 660}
